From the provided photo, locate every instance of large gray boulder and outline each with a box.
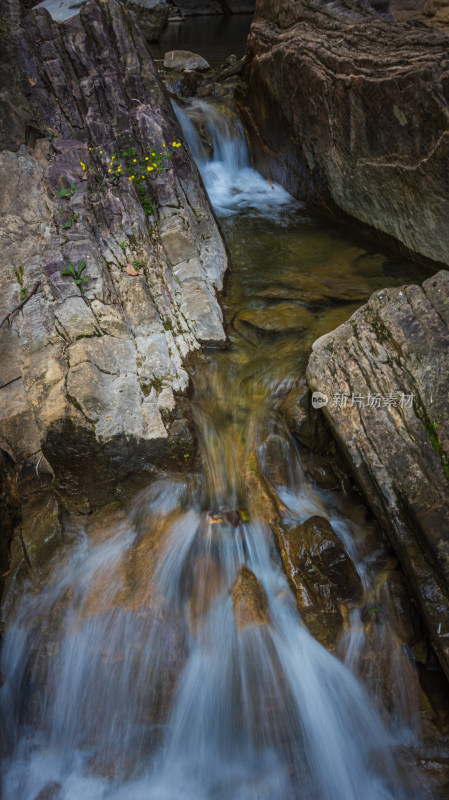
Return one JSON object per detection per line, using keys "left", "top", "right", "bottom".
{"left": 306, "top": 270, "right": 449, "bottom": 678}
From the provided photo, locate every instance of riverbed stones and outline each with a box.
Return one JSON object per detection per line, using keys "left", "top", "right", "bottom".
{"left": 307, "top": 269, "right": 449, "bottom": 678}
{"left": 233, "top": 304, "right": 315, "bottom": 342}
{"left": 240, "top": 0, "right": 449, "bottom": 266}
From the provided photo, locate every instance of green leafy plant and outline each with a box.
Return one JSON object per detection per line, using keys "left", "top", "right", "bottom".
{"left": 14, "top": 266, "right": 28, "bottom": 300}
{"left": 119, "top": 240, "right": 126, "bottom": 251}
{"left": 63, "top": 213, "right": 79, "bottom": 230}
{"left": 132, "top": 259, "right": 143, "bottom": 269}
{"left": 61, "top": 260, "right": 88, "bottom": 293}
{"left": 58, "top": 184, "right": 76, "bottom": 198}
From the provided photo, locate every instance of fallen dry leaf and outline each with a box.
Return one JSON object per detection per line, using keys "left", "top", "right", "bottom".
{"left": 126, "top": 263, "right": 141, "bottom": 276}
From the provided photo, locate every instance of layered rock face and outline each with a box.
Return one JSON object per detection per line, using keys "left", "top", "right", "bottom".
{"left": 0, "top": 0, "right": 228, "bottom": 576}
{"left": 307, "top": 269, "right": 449, "bottom": 678}
{"left": 240, "top": 0, "right": 449, "bottom": 265}
{"left": 125, "top": 0, "right": 169, "bottom": 42}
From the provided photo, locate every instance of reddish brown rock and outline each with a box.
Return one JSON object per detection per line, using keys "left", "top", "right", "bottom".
{"left": 232, "top": 566, "right": 270, "bottom": 631}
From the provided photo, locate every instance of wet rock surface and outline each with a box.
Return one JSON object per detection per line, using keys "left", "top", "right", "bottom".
{"left": 273, "top": 515, "right": 363, "bottom": 648}
{"left": 232, "top": 565, "right": 269, "bottom": 630}
{"left": 0, "top": 0, "right": 228, "bottom": 578}
{"left": 307, "top": 269, "right": 449, "bottom": 678}
{"left": 240, "top": 0, "right": 449, "bottom": 266}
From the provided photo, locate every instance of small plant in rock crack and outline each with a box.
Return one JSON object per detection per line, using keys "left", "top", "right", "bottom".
{"left": 63, "top": 213, "right": 79, "bottom": 230}
{"left": 61, "top": 261, "right": 88, "bottom": 293}
{"left": 14, "top": 266, "right": 28, "bottom": 300}
{"left": 58, "top": 184, "right": 76, "bottom": 198}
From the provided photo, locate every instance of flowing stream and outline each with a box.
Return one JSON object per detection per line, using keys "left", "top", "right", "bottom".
{"left": 0, "top": 96, "right": 439, "bottom": 800}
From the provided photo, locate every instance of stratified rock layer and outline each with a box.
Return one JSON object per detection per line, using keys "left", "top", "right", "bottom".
{"left": 0, "top": 0, "right": 228, "bottom": 575}
{"left": 125, "top": 0, "right": 169, "bottom": 43}
{"left": 240, "top": 0, "right": 449, "bottom": 265}
{"left": 306, "top": 269, "right": 449, "bottom": 677}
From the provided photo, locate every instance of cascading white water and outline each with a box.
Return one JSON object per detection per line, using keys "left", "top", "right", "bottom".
{"left": 173, "top": 98, "right": 294, "bottom": 216}
{"left": 0, "top": 473, "right": 422, "bottom": 800}
{"left": 0, "top": 96, "right": 429, "bottom": 800}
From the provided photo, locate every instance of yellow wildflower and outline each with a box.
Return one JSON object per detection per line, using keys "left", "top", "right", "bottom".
{"left": 148, "top": 167, "right": 153, "bottom": 171}
{"left": 129, "top": 175, "right": 135, "bottom": 180}
{"left": 145, "top": 157, "right": 149, "bottom": 160}
{"left": 108, "top": 168, "right": 112, "bottom": 172}
{"left": 80, "top": 161, "right": 86, "bottom": 170}
{"left": 133, "top": 159, "right": 137, "bottom": 162}
{"left": 100, "top": 150, "right": 103, "bottom": 154}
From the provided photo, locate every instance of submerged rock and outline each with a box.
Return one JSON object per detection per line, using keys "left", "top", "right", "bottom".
{"left": 307, "top": 269, "right": 449, "bottom": 678}
{"left": 240, "top": 0, "right": 449, "bottom": 266}
{"left": 33, "top": 783, "right": 64, "bottom": 800}
{"left": 233, "top": 304, "right": 315, "bottom": 337}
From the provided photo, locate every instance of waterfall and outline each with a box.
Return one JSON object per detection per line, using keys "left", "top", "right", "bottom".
{"left": 173, "top": 98, "right": 294, "bottom": 217}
